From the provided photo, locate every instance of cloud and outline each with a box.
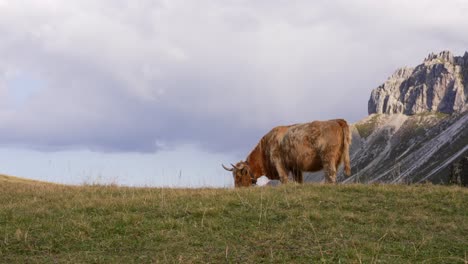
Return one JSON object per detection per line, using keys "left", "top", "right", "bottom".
{"left": 0, "top": 0, "right": 467, "bottom": 153}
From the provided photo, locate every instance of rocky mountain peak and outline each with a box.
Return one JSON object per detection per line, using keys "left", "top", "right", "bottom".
{"left": 369, "top": 51, "right": 468, "bottom": 115}
{"left": 390, "top": 67, "right": 414, "bottom": 79}
{"left": 424, "top": 50, "right": 455, "bottom": 64}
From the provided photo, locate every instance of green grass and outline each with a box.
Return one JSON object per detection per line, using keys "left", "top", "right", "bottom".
{"left": 355, "top": 114, "right": 381, "bottom": 139}
{"left": 414, "top": 112, "right": 449, "bottom": 119}
{"left": 0, "top": 177, "right": 467, "bottom": 263}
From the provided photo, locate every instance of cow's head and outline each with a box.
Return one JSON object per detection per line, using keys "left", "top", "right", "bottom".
{"left": 222, "top": 161, "right": 255, "bottom": 187}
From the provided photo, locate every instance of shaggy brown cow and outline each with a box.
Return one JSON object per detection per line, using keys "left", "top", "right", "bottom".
{"left": 223, "top": 119, "right": 351, "bottom": 187}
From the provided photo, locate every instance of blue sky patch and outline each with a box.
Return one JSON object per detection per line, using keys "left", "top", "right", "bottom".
{"left": 7, "top": 74, "right": 43, "bottom": 108}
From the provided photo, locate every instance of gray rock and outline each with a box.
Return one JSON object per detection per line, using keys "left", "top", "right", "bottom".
{"left": 266, "top": 180, "right": 281, "bottom": 186}
{"left": 368, "top": 51, "right": 467, "bottom": 115}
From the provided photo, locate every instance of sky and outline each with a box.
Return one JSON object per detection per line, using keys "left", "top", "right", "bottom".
{"left": 0, "top": 0, "right": 467, "bottom": 187}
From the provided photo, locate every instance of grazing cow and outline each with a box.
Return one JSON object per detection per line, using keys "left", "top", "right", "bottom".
{"left": 222, "top": 125, "right": 291, "bottom": 187}
{"left": 223, "top": 119, "right": 351, "bottom": 187}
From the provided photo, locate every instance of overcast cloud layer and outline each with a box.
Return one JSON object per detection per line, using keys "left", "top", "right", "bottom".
{"left": 1, "top": 0, "right": 467, "bottom": 154}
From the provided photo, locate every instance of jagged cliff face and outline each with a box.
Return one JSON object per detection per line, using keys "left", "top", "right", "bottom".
{"left": 340, "top": 113, "right": 468, "bottom": 184}
{"left": 368, "top": 51, "right": 468, "bottom": 115}
{"left": 306, "top": 51, "right": 468, "bottom": 184}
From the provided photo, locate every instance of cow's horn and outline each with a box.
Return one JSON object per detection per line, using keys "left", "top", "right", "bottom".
{"left": 222, "top": 164, "right": 234, "bottom": 171}
{"left": 231, "top": 163, "right": 240, "bottom": 170}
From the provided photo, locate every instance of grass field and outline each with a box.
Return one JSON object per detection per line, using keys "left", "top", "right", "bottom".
{"left": 0, "top": 175, "right": 467, "bottom": 263}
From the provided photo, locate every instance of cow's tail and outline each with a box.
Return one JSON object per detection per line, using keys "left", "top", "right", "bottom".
{"left": 337, "top": 119, "right": 352, "bottom": 176}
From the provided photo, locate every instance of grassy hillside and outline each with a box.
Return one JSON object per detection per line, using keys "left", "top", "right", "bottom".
{"left": 0, "top": 174, "right": 56, "bottom": 185}
{"left": 0, "top": 178, "right": 467, "bottom": 263}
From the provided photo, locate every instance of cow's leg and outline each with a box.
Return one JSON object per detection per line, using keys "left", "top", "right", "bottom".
{"left": 298, "top": 171, "right": 304, "bottom": 183}
{"left": 273, "top": 160, "right": 289, "bottom": 184}
{"left": 294, "top": 169, "right": 304, "bottom": 184}
{"left": 323, "top": 160, "right": 337, "bottom": 184}
{"left": 271, "top": 150, "right": 289, "bottom": 183}
{"left": 278, "top": 166, "right": 290, "bottom": 183}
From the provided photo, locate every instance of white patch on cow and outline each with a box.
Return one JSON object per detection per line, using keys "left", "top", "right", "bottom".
{"left": 256, "top": 176, "right": 270, "bottom": 186}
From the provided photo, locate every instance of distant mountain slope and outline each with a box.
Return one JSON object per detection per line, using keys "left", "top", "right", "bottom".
{"left": 0, "top": 174, "right": 55, "bottom": 185}
{"left": 340, "top": 112, "right": 467, "bottom": 184}
{"left": 306, "top": 51, "right": 468, "bottom": 184}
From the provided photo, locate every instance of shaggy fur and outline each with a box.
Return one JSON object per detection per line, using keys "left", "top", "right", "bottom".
{"left": 225, "top": 119, "right": 351, "bottom": 187}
